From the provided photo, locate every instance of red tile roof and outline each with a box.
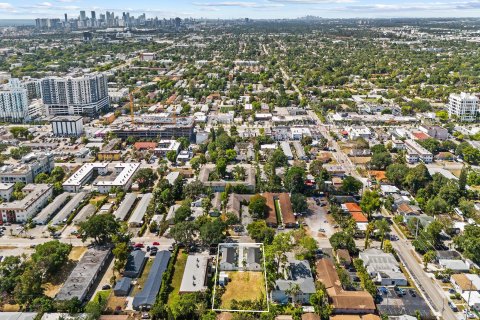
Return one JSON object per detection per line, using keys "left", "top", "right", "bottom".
{"left": 412, "top": 132, "right": 430, "bottom": 140}
{"left": 344, "top": 202, "right": 362, "bottom": 213}
{"left": 134, "top": 142, "right": 157, "bottom": 150}
{"left": 351, "top": 211, "right": 368, "bottom": 223}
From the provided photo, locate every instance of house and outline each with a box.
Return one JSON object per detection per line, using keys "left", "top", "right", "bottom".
{"left": 219, "top": 247, "right": 237, "bottom": 271}
{"left": 396, "top": 203, "right": 421, "bottom": 216}
{"left": 359, "top": 248, "right": 407, "bottom": 286}
{"left": 179, "top": 254, "right": 210, "bottom": 294}
{"left": 438, "top": 259, "right": 470, "bottom": 273}
{"left": 245, "top": 246, "right": 262, "bottom": 271}
{"left": 271, "top": 257, "right": 316, "bottom": 305}
{"left": 316, "top": 259, "right": 375, "bottom": 314}
{"left": 263, "top": 192, "right": 296, "bottom": 228}
{"left": 123, "top": 250, "right": 146, "bottom": 278}
{"left": 132, "top": 251, "right": 171, "bottom": 310}
{"left": 113, "top": 277, "right": 132, "bottom": 296}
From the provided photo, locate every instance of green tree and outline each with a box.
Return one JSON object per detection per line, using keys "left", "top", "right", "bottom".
{"left": 329, "top": 231, "right": 357, "bottom": 254}
{"left": 170, "top": 221, "right": 196, "bottom": 247}
{"left": 310, "top": 287, "right": 332, "bottom": 320}
{"left": 290, "top": 193, "right": 307, "bottom": 213}
{"left": 360, "top": 190, "right": 381, "bottom": 220}
{"left": 423, "top": 250, "right": 436, "bottom": 269}
{"left": 284, "top": 166, "right": 306, "bottom": 193}
{"left": 174, "top": 205, "right": 192, "bottom": 223}
{"left": 386, "top": 163, "right": 409, "bottom": 186}
{"left": 246, "top": 220, "right": 275, "bottom": 244}
{"left": 31, "top": 241, "right": 72, "bottom": 279}
{"left": 248, "top": 194, "right": 267, "bottom": 219}
{"left": 79, "top": 214, "right": 120, "bottom": 244}
{"left": 199, "top": 219, "right": 225, "bottom": 246}
{"left": 375, "top": 218, "right": 391, "bottom": 249}
{"left": 166, "top": 150, "right": 177, "bottom": 163}
{"left": 134, "top": 168, "right": 158, "bottom": 190}
{"left": 341, "top": 176, "right": 363, "bottom": 194}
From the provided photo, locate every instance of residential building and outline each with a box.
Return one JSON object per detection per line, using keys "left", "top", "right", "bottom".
{"left": 124, "top": 250, "right": 146, "bottom": 278}
{"left": 359, "top": 248, "right": 407, "bottom": 286}
{"left": 419, "top": 125, "right": 449, "bottom": 140}
{"left": 153, "top": 140, "right": 181, "bottom": 157}
{"left": 179, "top": 254, "right": 211, "bottom": 294}
{"left": 51, "top": 116, "right": 84, "bottom": 136}
{"left": 405, "top": 139, "right": 433, "bottom": 164}
{"left": 316, "top": 259, "right": 375, "bottom": 314}
{"left": 451, "top": 274, "right": 480, "bottom": 294}
{"left": 0, "top": 183, "right": 14, "bottom": 201}
{"left": 33, "top": 192, "right": 71, "bottom": 225}
{"left": 447, "top": 92, "right": 479, "bottom": 122}
{"left": 0, "top": 78, "right": 29, "bottom": 123}
{"left": 40, "top": 73, "right": 109, "bottom": 117}
{"left": 56, "top": 247, "right": 111, "bottom": 302}
{"left": 198, "top": 164, "right": 255, "bottom": 192}
{"left": 271, "top": 256, "right": 316, "bottom": 305}
{"left": 280, "top": 142, "right": 293, "bottom": 160}
{"left": 132, "top": 250, "right": 171, "bottom": 310}
{"left": 63, "top": 163, "right": 140, "bottom": 193}
{"left": 263, "top": 192, "right": 296, "bottom": 228}
{"left": 127, "top": 193, "right": 152, "bottom": 227}
{"left": 0, "top": 183, "right": 53, "bottom": 223}
{"left": 113, "top": 277, "right": 132, "bottom": 296}
{"left": 345, "top": 126, "right": 372, "bottom": 140}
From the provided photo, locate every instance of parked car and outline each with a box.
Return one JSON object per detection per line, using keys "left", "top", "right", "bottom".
{"left": 318, "top": 228, "right": 326, "bottom": 232}
{"left": 394, "top": 286, "right": 406, "bottom": 296}
{"left": 448, "top": 301, "right": 458, "bottom": 312}
{"left": 152, "top": 241, "right": 160, "bottom": 245}
{"left": 408, "top": 289, "right": 416, "bottom": 297}
{"left": 101, "top": 284, "right": 111, "bottom": 290}
{"left": 134, "top": 243, "right": 144, "bottom": 248}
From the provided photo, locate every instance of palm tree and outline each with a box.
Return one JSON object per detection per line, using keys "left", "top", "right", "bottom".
{"left": 375, "top": 218, "right": 391, "bottom": 249}
{"left": 285, "top": 283, "right": 301, "bottom": 305}
{"left": 364, "top": 222, "right": 375, "bottom": 249}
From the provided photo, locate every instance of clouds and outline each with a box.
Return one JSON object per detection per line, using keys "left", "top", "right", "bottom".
{"left": 0, "top": 2, "right": 14, "bottom": 11}
{"left": 0, "top": 0, "right": 480, "bottom": 19}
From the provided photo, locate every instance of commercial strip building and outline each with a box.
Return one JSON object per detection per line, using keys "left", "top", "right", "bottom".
{"left": 0, "top": 184, "right": 53, "bottom": 223}
{"left": 56, "top": 247, "right": 111, "bottom": 302}
{"left": 40, "top": 73, "right": 109, "bottom": 117}
{"left": 50, "top": 116, "right": 84, "bottom": 137}
{"left": 316, "top": 258, "right": 375, "bottom": 314}
{"left": 0, "top": 153, "right": 54, "bottom": 184}
{"left": 112, "top": 117, "right": 195, "bottom": 141}
{"left": 0, "top": 78, "right": 29, "bottom": 123}
{"left": 447, "top": 92, "right": 479, "bottom": 122}
{"left": 132, "top": 250, "right": 171, "bottom": 310}
{"left": 63, "top": 162, "right": 140, "bottom": 193}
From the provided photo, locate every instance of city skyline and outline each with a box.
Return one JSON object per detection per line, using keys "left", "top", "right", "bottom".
{"left": 2, "top": 0, "right": 480, "bottom": 20}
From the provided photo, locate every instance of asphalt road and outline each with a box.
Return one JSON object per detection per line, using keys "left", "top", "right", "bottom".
{"left": 392, "top": 234, "right": 457, "bottom": 320}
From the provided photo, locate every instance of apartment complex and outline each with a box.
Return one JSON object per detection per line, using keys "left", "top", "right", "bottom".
{"left": 0, "top": 153, "right": 55, "bottom": 184}
{"left": 40, "top": 73, "right": 109, "bottom": 117}
{"left": 405, "top": 139, "right": 433, "bottom": 164}
{"left": 63, "top": 162, "right": 140, "bottom": 193}
{"left": 0, "top": 78, "right": 29, "bottom": 123}
{"left": 447, "top": 92, "right": 479, "bottom": 122}
{"left": 0, "top": 183, "right": 53, "bottom": 223}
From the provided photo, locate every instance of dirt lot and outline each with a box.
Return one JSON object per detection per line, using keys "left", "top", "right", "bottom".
{"left": 69, "top": 246, "right": 87, "bottom": 261}
{"left": 220, "top": 271, "right": 266, "bottom": 309}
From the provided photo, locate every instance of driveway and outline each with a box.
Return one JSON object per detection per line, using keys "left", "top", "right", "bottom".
{"left": 304, "top": 198, "right": 336, "bottom": 240}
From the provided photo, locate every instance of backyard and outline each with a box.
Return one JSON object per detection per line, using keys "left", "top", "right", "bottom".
{"left": 220, "top": 271, "right": 266, "bottom": 310}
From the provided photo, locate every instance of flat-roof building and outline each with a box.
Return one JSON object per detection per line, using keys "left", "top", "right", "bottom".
{"left": 179, "top": 254, "right": 210, "bottom": 294}
{"left": 128, "top": 193, "right": 152, "bottom": 227}
{"left": 56, "top": 247, "right": 111, "bottom": 302}
{"left": 51, "top": 116, "right": 84, "bottom": 137}
{"left": 33, "top": 192, "right": 71, "bottom": 225}
{"left": 114, "top": 193, "right": 137, "bottom": 221}
{"left": 0, "top": 184, "right": 53, "bottom": 223}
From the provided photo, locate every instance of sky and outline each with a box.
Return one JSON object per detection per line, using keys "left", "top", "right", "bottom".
{"left": 1, "top": 0, "right": 480, "bottom": 20}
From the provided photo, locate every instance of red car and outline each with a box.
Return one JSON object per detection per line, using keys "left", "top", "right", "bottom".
{"left": 134, "top": 243, "right": 144, "bottom": 248}
{"left": 152, "top": 241, "right": 160, "bottom": 246}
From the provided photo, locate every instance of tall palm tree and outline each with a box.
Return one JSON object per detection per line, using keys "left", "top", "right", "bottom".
{"left": 375, "top": 218, "right": 391, "bottom": 249}
{"left": 364, "top": 222, "right": 375, "bottom": 249}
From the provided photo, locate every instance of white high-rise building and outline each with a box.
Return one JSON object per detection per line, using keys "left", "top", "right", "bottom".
{"left": 40, "top": 73, "right": 109, "bottom": 117}
{"left": 0, "top": 78, "right": 29, "bottom": 123}
{"left": 447, "top": 92, "right": 479, "bottom": 122}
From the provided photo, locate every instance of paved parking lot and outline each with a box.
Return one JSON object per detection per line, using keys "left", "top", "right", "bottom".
{"left": 304, "top": 197, "right": 336, "bottom": 239}
{"left": 377, "top": 287, "right": 433, "bottom": 319}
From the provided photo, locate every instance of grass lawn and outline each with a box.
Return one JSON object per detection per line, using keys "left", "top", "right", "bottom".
{"left": 220, "top": 271, "right": 266, "bottom": 309}
{"left": 131, "top": 258, "right": 154, "bottom": 296}
{"left": 167, "top": 250, "right": 188, "bottom": 305}
{"left": 274, "top": 199, "right": 282, "bottom": 225}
